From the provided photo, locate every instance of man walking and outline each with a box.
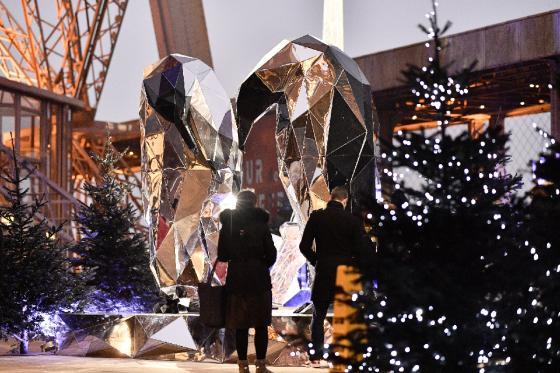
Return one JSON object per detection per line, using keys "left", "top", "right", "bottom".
{"left": 299, "top": 186, "right": 367, "bottom": 366}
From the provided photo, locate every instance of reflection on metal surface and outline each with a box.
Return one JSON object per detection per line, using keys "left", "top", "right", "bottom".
{"left": 59, "top": 313, "right": 332, "bottom": 365}
{"left": 270, "top": 222, "right": 310, "bottom": 306}
{"left": 140, "top": 54, "right": 241, "bottom": 301}
{"left": 236, "top": 35, "right": 379, "bottom": 223}
{"left": 237, "top": 36, "right": 379, "bottom": 308}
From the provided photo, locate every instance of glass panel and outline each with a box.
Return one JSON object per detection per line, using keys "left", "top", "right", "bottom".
{"left": 20, "top": 96, "right": 42, "bottom": 159}
{"left": 21, "top": 95, "right": 41, "bottom": 113}
{"left": 0, "top": 90, "right": 16, "bottom": 148}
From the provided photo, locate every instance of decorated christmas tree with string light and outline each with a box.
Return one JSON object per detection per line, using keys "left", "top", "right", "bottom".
{"left": 331, "top": 1, "right": 524, "bottom": 370}
{"left": 400, "top": 0, "right": 476, "bottom": 130}
{"left": 71, "top": 136, "right": 159, "bottom": 312}
{"left": 501, "top": 128, "right": 560, "bottom": 371}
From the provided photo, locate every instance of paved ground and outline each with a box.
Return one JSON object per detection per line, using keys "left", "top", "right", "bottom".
{"left": 0, "top": 355, "right": 327, "bottom": 372}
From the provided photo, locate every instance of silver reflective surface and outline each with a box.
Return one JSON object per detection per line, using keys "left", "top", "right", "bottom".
{"left": 236, "top": 35, "right": 380, "bottom": 223}
{"left": 59, "top": 313, "right": 332, "bottom": 365}
{"left": 140, "top": 54, "right": 241, "bottom": 300}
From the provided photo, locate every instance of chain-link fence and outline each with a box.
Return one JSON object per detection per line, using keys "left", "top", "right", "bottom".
{"left": 390, "top": 112, "right": 553, "bottom": 194}
{"left": 505, "top": 112, "right": 551, "bottom": 195}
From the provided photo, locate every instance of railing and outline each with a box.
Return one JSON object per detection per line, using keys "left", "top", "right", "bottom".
{"left": 0, "top": 142, "right": 81, "bottom": 243}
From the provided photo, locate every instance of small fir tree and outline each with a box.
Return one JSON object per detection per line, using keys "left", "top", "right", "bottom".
{"left": 0, "top": 139, "right": 82, "bottom": 353}
{"left": 72, "top": 136, "right": 158, "bottom": 312}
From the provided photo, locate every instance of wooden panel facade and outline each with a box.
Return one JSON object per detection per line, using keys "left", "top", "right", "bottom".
{"left": 355, "top": 10, "right": 560, "bottom": 92}
{"left": 354, "top": 10, "right": 560, "bottom": 137}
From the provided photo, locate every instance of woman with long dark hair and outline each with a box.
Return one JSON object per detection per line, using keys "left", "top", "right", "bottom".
{"left": 217, "top": 190, "right": 276, "bottom": 373}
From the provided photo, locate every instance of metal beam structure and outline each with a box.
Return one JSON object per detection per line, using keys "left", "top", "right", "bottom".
{"left": 0, "top": 0, "right": 128, "bottom": 111}
{"left": 0, "top": 1, "right": 134, "bottom": 241}
{"left": 149, "top": 0, "right": 213, "bottom": 66}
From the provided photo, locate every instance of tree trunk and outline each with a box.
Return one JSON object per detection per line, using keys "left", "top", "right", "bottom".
{"left": 18, "top": 331, "right": 28, "bottom": 354}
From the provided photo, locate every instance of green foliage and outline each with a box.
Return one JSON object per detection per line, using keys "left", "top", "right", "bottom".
{"left": 502, "top": 129, "right": 560, "bottom": 370}
{"left": 0, "top": 142, "right": 83, "bottom": 347}
{"left": 71, "top": 136, "right": 158, "bottom": 312}
{"left": 400, "top": 0, "right": 476, "bottom": 129}
{"left": 334, "top": 125, "right": 522, "bottom": 371}
{"left": 329, "top": 1, "right": 539, "bottom": 370}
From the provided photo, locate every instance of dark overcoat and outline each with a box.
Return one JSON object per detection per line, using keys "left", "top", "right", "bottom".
{"left": 299, "top": 200, "right": 368, "bottom": 303}
{"left": 217, "top": 207, "right": 277, "bottom": 328}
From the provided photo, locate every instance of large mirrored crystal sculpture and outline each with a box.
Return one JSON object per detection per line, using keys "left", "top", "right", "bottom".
{"left": 140, "top": 54, "right": 241, "bottom": 301}
{"left": 236, "top": 35, "right": 379, "bottom": 222}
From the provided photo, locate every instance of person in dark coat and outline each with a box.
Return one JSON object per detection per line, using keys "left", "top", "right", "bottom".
{"left": 217, "top": 190, "right": 277, "bottom": 373}
{"left": 299, "top": 186, "right": 368, "bottom": 364}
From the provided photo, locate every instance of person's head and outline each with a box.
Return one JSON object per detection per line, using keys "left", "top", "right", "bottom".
{"left": 236, "top": 190, "right": 257, "bottom": 209}
{"left": 330, "top": 186, "right": 349, "bottom": 207}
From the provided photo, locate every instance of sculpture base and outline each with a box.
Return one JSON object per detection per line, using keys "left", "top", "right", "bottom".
{"left": 58, "top": 309, "right": 332, "bottom": 366}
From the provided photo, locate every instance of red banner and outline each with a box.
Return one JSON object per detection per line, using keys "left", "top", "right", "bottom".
{"left": 242, "top": 113, "right": 291, "bottom": 229}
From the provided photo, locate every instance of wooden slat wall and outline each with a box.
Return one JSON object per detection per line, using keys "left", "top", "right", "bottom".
{"left": 355, "top": 10, "right": 560, "bottom": 92}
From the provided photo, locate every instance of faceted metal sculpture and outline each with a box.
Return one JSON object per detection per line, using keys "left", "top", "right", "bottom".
{"left": 59, "top": 313, "right": 235, "bottom": 360}
{"left": 236, "top": 35, "right": 379, "bottom": 222}
{"left": 140, "top": 54, "right": 241, "bottom": 301}
{"left": 59, "top": 313, "right": 332, "bottom": 365}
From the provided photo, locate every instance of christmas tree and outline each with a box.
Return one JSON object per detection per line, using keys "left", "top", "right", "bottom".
{"left": 0, "top": 139, "right": 83, "bottom": 353}
{"left": 72, "top": 136, "right": 158, "bottom": 312}
{"left": 331, "top": 1, "right": 523, "bottom": 370}
{"left": 501, "top": 128, "right": 560, "bottom": 370}
{"left": 400, "top": 0, "right": 476, "bottom": 134}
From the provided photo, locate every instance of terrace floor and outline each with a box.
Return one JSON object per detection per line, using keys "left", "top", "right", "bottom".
{"left": 0, "top": 355, "right": 327, "bottom": 372}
